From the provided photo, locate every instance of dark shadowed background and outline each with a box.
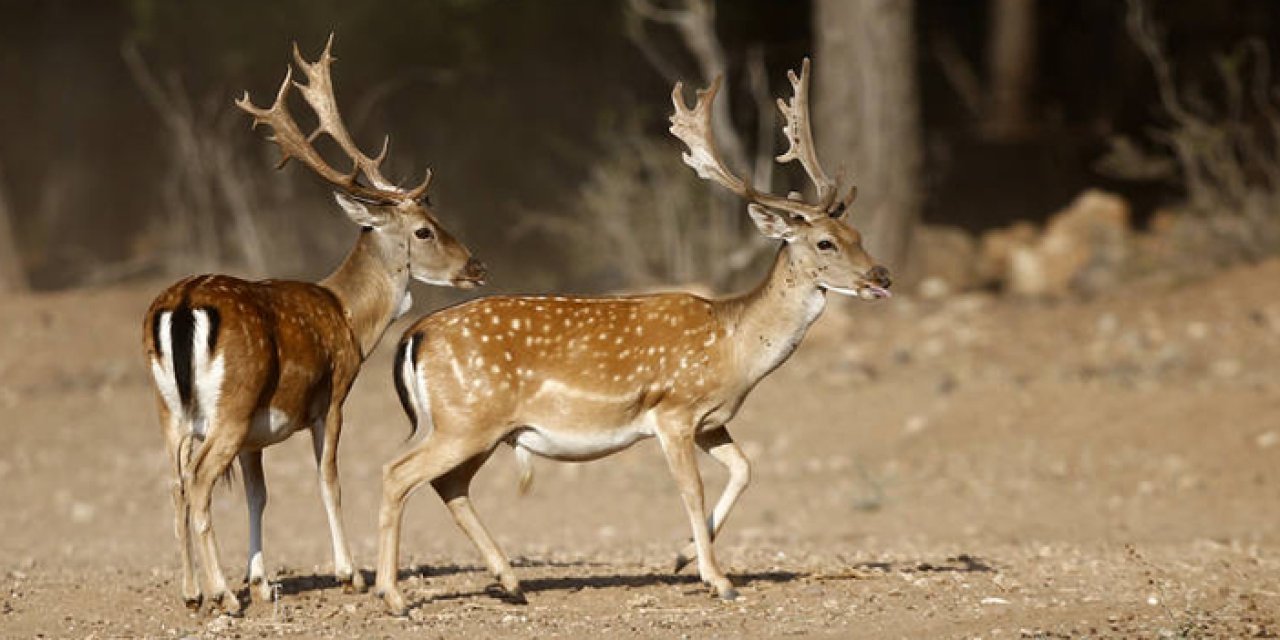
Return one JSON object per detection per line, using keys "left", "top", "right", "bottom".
{"left": 2, "top": 0, "right": 1279, "bottom": 295}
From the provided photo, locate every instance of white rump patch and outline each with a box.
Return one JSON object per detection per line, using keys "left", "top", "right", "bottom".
{"left": 191, "top": 309, "right": 225, "bottom": 439}
{"left": 149, "top": 311, "right": 182, "bottom": 417}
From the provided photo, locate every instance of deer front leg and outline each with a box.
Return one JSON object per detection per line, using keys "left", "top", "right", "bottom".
{"left": 674, "top": 426, "right": 751, "bottom": 574}
{"left": 238, "top": 450, "right": 273, "bottom": 604}
{"left": 656, "top": 423, "right": 737, "bottom": 601}
{"left": 432, "top": 454, "right": 525, "bottom": 604}
{"left": 311, "top": 410, "right": 364, "bottom": 593}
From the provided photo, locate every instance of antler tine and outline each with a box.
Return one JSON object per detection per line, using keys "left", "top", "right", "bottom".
{"left": 670, "top": 74, "right": 826, "bottom": 219}
{"left": 289, "top": 37, "right": 398, "bottom": 194}
{"left": 237, "top": 37, "right": 426, "bottom": 202}
{"left": 670, "top": 77, "right": 749, "bottom": 197}
{"left": 236, "top": 65, "right": 296, "bottom": 169}
{"left": 405, "top": 168, "right": 434, "bottom": 201}
{"left": 237, "top": 65, "right": 364, "bottom": 192}
{"left": 775, "top": 58, "right": 839, "bottom": 211}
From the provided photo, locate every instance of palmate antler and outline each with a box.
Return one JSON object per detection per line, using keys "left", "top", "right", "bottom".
{"left": 670, "top": 57, "right": 852, "bottom": 220}
{"left": 235, "top": 34, "right": 431, "bottom": 203}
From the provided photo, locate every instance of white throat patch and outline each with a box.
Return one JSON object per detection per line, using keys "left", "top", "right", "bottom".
{"left": 394, "top": 290, "right": 414, "bottom": 320}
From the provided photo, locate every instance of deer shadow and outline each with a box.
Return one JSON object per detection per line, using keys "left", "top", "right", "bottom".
{"left": 269, "top": 553, "right": 992, "bottom": 604}
{"left": 270, "top": 558, "right": 616, "bottom": 597}
{"left": 850, "top": 553, "right": 996, "bottom": 574}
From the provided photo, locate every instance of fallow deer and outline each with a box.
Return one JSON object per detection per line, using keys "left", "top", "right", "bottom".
{"left": 373, "top": 59, "right": 890, "bottom": 614}
{"left": 142, "top": 36, "right": 485, "bottom": 615}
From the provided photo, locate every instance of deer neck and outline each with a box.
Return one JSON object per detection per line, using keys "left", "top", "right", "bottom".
{"left": 320, "top": 229, "right": 411, "bottom": 358}
{"left": 724, "top": 245, "right": 826, "bottom": 382}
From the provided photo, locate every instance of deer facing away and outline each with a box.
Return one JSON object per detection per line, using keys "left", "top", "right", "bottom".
{"left": 142, "top": 37, "right": 485, "bottom": 615}
{"left": 372, "top": 59, "right": 891, "bottom": 614}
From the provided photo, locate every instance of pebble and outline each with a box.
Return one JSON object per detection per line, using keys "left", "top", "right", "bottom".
{"left": 1256, "top": 431, "right": 1279, "bottom": 449}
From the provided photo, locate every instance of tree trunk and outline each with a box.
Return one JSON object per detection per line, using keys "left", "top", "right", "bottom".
{"left": 984, "top": 0, "right": 1037, "bottom": 140}
{"left": 813, "top": 0, "right": 922, "bottom": 271}
{"left": 0, "top": 164, "right": 27, "bottom": 293}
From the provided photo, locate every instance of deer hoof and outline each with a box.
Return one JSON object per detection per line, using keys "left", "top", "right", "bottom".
{"left": 377, "top": 587, "right": 409, "bottom": 617}
{"left": 340, "top": 571, "right": 367, "bottom": 594}
{"left": 250, "top": 577, "right": 274, "bottom": 603}
{"left": 506, "top": 587, "right": 528, "bottom": 605}
{"left": 486, "top": 582, "right": 527, "bottom": 605}
{"left": 673, "top": 552, "right": 694, "bottom": 574}
{"left": 211, "top": 590, "right": 243, "bottom": 616}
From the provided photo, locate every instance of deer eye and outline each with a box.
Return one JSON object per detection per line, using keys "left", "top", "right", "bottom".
{"left": 414, "top": 227, "right": 435, "bottom": 240}
{"left": 817, "top": 239, "right": 836, "bottom": 252}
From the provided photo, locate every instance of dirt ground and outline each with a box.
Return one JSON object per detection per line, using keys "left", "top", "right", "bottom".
{"left": 2, "top": 259, "right": 1279, "bottom": 639}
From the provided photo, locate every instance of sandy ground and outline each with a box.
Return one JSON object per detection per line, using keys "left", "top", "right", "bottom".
{"left": 2, "top": 260, "right": 1279, "bottom": 639}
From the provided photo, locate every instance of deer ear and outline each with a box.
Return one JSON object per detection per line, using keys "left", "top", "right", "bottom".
{"left": 748, "top": 204, "right": 797, "bottom": 241}
{"left": 333, "top": 192, "right": 390, "bottom": 227}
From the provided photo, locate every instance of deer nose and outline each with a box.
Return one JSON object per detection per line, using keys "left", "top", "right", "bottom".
{"left": 866, "top": 265, "right": 891, "bottom": 288}
{"left": 464, "top": 257, "right": 488, "bottom": 283}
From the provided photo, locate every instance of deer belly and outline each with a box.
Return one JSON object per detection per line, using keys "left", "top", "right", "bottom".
{"left": 514, "top": 419, "right": 654, "bottom": 462}
{"left": 244, "top": 407, "right": 302, "bottom": 449}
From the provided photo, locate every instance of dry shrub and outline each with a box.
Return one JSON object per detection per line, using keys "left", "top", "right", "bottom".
{"left": 518, "top": 124, "right": 769, "bottom": 292}
{"left": 122, "top": 43, "right": 318, "bottom": 282}
{"left": 1098, "top": 0, "right": 1280, "bottom": 269}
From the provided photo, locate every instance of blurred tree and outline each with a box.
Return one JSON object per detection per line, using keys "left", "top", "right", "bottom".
{"left": 0, "top": 164, "right": 25, "bottom": 293}
{"left": 813, "top": 0, "right": 922, "bottom": 271}
{"left": 622, "top": 0, "right": 778, "bottom": 289}
{"left": 984, "top": 0, "right": 1037, "bottom": 140}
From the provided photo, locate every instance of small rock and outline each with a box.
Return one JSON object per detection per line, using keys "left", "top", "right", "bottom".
{"left": 918, "top": 277, "right": 952, "bottom": 300}
{"left": 903, "top": 415, "right": 929, "bottom": 436}
{"left": 981, "top": 596, "right": 1010, "bottom": 605}
{"left": 206, "top": 614, "right": 235, "bottom": 634}
{"left": 1256, "top": 431, "right": 1279, "bottom": 449}
{"left": 70, "top": 502, "right": 95, "bottom": 524}
{"left": 1210, "top": 359, "right": 1242, "bottom": 378}
{"left": 627, "top": 594, "right": 658, "bottom": 609}
{"left": 1186, "top": 322, "right": 1209, "bottom": 340}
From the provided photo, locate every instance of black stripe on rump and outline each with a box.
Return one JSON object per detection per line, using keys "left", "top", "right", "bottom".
{"left": 150, "top": 311, "right": 164, "bottom": 357}
{"left": 201, "top": 306, "right": 221, "bottom": 352}
{"left": 394, "top": 331, "right": 424, "bottom": 437}
{"left": 170, "top": 304, "right": 197, "bottom": 413}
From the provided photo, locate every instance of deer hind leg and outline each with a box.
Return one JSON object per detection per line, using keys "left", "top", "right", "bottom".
{"left": 310, "top": 409, "right": 364, "bottom": 592}
{"left": 656, "top": 420, "right": 737, "bottom": 601}
{"left": 239, "top": 450, "right": 273, "bottom": 604}
{"left": 432, "top": 452, "right": 524, "bottom": 604}
{"left": 374, "top": 436, "right": 484, "bottom": 616}
{"left": 160, "top": 404, "right": 201, "bottom": 609}
{"left": 186, "top": 426, "right": 246, "bottom": 615}
{"left": 673, "top": 426, "right": 751, "bottom": 573}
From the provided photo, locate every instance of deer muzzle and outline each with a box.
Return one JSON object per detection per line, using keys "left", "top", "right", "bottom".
{"left": 454, "top": 257, "right": 488, "bottom": 288}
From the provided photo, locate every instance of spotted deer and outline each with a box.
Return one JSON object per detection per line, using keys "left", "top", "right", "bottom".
{"left": 373, "top": 58, "right": 891, "bottom": 614}
{"left": 142, "top": 37, "right": 485, "bottom": 615}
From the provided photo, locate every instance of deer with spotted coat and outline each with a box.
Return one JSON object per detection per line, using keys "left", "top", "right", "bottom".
{"left": 372, "top": 59, "right": 891, "bottom": 614}
{"left": 142, "top": 37, "right": 485, "bottom": 615}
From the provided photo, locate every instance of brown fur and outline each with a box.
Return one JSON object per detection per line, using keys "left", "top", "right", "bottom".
{"left": 143, "top": 36, "right": 486, "bottom": 615}
{"left": 372, "top": 58, "right": 890, "bottom": 615}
